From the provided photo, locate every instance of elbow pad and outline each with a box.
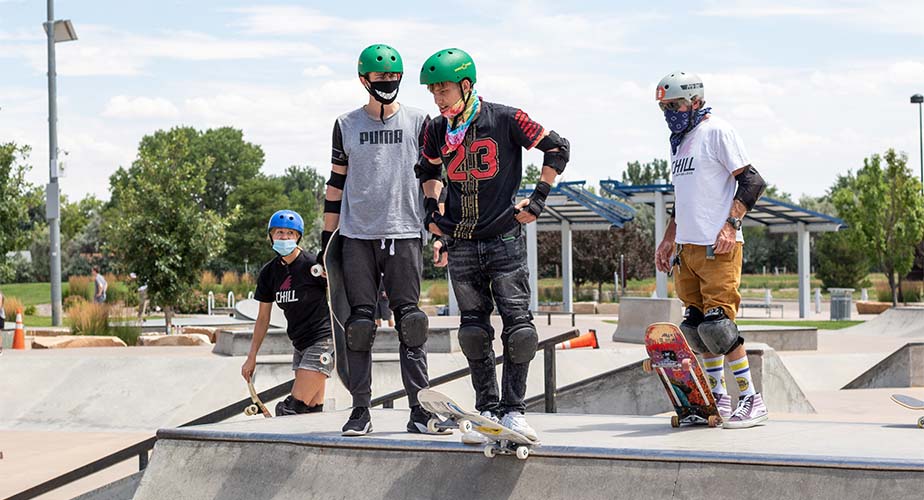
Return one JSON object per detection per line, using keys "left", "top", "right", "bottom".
{"left": 415, "top": 156, "right": 442, "bottom": 182}
{"left": 536, "top": 131, "right": 570, "bottom": 174}
{"left": 326, "top": 171, "right": 346, "bottom": 190}
{"left": 733, "top": 166, "right": 766, "bottom": 211}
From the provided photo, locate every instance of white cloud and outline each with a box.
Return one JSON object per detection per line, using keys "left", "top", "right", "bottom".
{"left": 303, "top": 64, "right": 333, "bottom": 77}
{"left": 102, "top": 96, "right": 180, "bottom": 119}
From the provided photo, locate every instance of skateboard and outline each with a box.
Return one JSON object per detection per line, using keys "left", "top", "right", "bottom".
{"left": 643, "top": 322, "right": 722, "bottom": 428}
{"left": 323, "top": 228, "right": 351, "bottom": 388}
{"left": 418, "top": 389, "right": 539, "bottom": 460}
{"left": 244, "top": 381, "right": 272, "bottom": 418}
{"left": 890, "top": 394, "right": 924, "bottom": 428}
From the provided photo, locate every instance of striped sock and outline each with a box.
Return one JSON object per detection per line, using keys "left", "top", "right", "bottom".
{"left": 729, "top": 355, "right": 756, "bottom": 397}
{"left": 703, "top": 355, "right": 727, "bottom": 395}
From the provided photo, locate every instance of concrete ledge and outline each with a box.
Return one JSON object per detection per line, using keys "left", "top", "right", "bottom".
{"left": 612, "top": 297, "right": 683, "bottom": 343}
{"left": 71, "top": 471, "right": 143, "bottom": 500}
{"left": 213, "top": 327, "right": 459, "bottom": 356}
{"left": 843, "top": 342, "right": 924, "bottom": 389}
{"left": 740, "top": 325, "right": 817, "bottom": 351}
{"left": 527, "top": 343, "right": 815, "bottom": 414}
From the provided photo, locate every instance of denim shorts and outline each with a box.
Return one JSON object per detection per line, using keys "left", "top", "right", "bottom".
{"left": 292, "top": 337, "right": 334, "bottom": 377}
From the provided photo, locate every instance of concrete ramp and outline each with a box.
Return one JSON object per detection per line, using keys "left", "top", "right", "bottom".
{"left": 132, "top": 410, "right": 922, "bottom": 500}
{"left": 840, "top": 307, "right": 924, "bottom": 338}
{"left": 528, "top": 343, "right": 815, "bottom": 414}
{"left": 234, "top": 298, "right": 287, "bottom": 328}
{"left": 843, "top": 342, "right": 924, "bottom": 389}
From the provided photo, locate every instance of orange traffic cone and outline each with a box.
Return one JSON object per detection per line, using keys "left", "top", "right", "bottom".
{"left": 12, "top": 310, "right": 25, "bottom": 350}
{"left": 556, "top": 329, "right": 599, "bottom": 350}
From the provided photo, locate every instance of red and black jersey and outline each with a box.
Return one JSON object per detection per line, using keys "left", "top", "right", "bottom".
{"left": 422, "top": 100, "right": 545, "bottom": 240}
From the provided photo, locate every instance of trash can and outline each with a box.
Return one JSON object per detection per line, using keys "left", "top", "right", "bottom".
{"left": 829, "top": 288, "right": 855, "bottom": 321}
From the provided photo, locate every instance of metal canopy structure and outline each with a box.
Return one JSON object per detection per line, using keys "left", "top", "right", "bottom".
{"left": 448, "top": 181, "right": 636, "bottom": 315}
{"left": 600, "top": 180, "right": 846, "bottom": 318}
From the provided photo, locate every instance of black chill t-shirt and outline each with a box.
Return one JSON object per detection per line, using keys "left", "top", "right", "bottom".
{"left": 254, "top": 251, "right": 331, "bottom": 351}
{"left": 422, "top": 100, "right": 545, "bottom": 239}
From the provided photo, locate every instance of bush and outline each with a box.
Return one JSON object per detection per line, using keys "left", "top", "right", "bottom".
{"left": 3, "top": 296, "right": 25, "bottom": 319}
{"left": 221, "top": 271, "right": 240, "bottom": 288}
{"left": 66, "top": 302, "right": 109, "bottom": 335}
{"left": 174, "top": 290, "right": 208, "bottom": 314}
{"left": 67, "top": 276, "right": 94, "bottom": 301}
{"left": 65, "top": 295, "right": 87, "bottom": 309}
{"left": 876, "top": 283, "right": 893, "bottom": 302}
{"left": 200, "top": 271, "right": 218, "bottom": 288}
{"left": 902, "top": 281, "right": 922, "bottom": 303}
{"left": 106, "top": 280, "right": 134, "bottom": 305}
{"left": 427, "top": 282, "right": 449, "bottom": 305}
{"left": 107, "top": 310, "right": 141, "bottom": 346}
{"left": 815, "top": 231, "right": 868, "bottom": 290}
{"left": 24, "top": 304, "right": 36, "bottom": 316}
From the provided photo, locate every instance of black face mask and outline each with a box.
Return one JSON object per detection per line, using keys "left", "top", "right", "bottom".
{"left": 367, "top": 78, "right": 401, "bottom": 105}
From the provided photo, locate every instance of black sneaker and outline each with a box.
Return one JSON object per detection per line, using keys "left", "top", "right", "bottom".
{"left": 407, "top": 405, "right": 451, "bottom": 434}
{"left": 275, "top": 395, "right": 296, "bottom": 417}
{"left": 341, "top": 407, "right": 372, "bottom": 436}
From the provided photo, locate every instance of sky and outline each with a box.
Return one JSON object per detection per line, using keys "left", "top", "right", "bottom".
{"left": 1, "top": 0, "right": 923, "bottom": 202}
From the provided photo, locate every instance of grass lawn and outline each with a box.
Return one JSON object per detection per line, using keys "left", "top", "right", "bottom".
{"left": 22, "top": 315, "right": 55, "bottom": 327}
{"left": 0, "top": 282, "right": 63, "bottom": 306}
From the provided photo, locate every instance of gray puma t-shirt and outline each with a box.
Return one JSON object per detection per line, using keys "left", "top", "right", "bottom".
{"left": 331, "top": 105, "right": 430, "bottom": 240}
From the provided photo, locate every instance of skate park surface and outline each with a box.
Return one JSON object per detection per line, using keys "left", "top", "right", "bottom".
{"left": 4, "top": 305, "right": 924, "bottom": 499}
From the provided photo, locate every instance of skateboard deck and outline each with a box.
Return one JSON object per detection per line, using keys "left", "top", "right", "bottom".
{"left": 244, "top": 381, "right": 272, "bottom": 418}
{"left": 419, "top": 389, "right": 539, "bottom": 460}
{"left": 891, "top": 394, "right": 924, "bottom": 428}
{"left": 323, "top": 228, "right": 351, "bottom": 388}
{"left": 644, "top": 322, "right": 722, "bottom": 428}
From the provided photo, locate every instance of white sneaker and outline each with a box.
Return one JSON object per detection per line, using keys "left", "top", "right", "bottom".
{"left": 461, "top": 411, "right": 499, "bottom": 445}
{"left": 501, "top": 411, "right": 538, "bottom": 441}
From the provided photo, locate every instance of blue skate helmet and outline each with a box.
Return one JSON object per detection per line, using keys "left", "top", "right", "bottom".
{"left": 267, "top": 210, "right": 304, "bottom": 242}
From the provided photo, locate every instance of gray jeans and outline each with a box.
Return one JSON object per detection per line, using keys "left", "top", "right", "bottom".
{"left": 446, "top": 225, "right": 534, "bottom": 414}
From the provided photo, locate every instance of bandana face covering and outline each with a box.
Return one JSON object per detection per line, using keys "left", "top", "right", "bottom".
{"left": 667, "top": 106, "right": 711, "bottom": 154}
{"left": 444, "top": 88, "right": 481, "bottom": 153}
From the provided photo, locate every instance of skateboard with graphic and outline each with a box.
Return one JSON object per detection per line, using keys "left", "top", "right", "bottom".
{"left": 322, "top": 228, "right": 351, "bottom": 388}
{"left": 891, "top": 394, "right": 924, "bottom": 428}
{"left": 643, "top": 322, "right": 722, "bottom": 428}
{"left": 418, "top": 389, "right": 539, "bottom": 460}
{"left": 244, "top": 381, "right": 272, "bottom": 418}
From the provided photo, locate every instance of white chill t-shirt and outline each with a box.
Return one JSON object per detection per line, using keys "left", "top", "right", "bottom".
{"left": 670, "top": 115, "right": 750, "bottom": 246}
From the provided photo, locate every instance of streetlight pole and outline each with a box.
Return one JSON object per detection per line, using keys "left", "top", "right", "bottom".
{"left": 45, "top": 0, "right": 77, "bottom": 326}
{"left": 912, "top": 94, "right": 923, "bottom": 195}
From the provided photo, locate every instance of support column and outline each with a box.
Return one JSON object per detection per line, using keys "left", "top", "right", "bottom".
{"left": 797, "top": 222, "right": 810, "bottom": 319}
{"left": 527, "top": 222, "right": 539, "bottom": 312}
{"left": 561, "top": 220, "right": 573, "bottom": 313}
{"left": 654, "top": 190, "right": 668, "bottom": 298}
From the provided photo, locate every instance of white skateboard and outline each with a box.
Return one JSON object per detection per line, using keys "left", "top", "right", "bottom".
{"left": 419, "top": 389, "right": 539, "bottom": 460}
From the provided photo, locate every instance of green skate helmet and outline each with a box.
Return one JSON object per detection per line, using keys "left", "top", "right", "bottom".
{"left": 357, "top": 44, "right": 403, "bottom": 75}
{"left": 419, "top": 48, "right": 476, "bottom": 85}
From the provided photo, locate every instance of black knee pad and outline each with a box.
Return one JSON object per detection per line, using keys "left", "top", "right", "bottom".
{"left": 395, "top": 304, "right": 429, "bottom": 348}
{"left": 346, "top": 305, "right": 376, "bottom": 352}
{"left": 458, "top": 312, "right": 493, "bottom": 361}
{"left": 698, "top": 307, "right": 743, "bottom": 355}
{"left": 505, "top": 323, "right": 538, "bottom": 364}
{"left": 680, "top": 306, "right": 708, "bottom": 354}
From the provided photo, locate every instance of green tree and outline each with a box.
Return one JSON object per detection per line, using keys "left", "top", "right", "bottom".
{"left": 135, "top": 126, "right": 264, "bottom": 215}
{"left": 279, "top": 165, "right": 326, "bottom": 250}
{"left": 0, "top": 143, "right": 33, "bottom": 281}
{"left": 106, "top": 128, "right": 228, "bottom": 330}
{"left": 621, "top": 158, "right": 669, "bottom": 185}
{"left": 814, "top": 229, "right": 869, "bottom": 290}
{"left": 61, "top": 194, "right": 104, "bottom": 243}
{"left": 521, "top": 163, "right": 541, "bottom": 189}
{"left": 833, "top": 149, "right": 924, "bottom": 305}
{"left": 224, "top": 175, "right": 288, "bottom": 271}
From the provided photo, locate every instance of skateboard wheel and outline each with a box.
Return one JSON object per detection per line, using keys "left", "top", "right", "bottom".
{"left": 245, "top": 405, "right": 258, "bottom": 416}
{"left": 708, "top": 415, "right": 721, "bottom": 428}
{"left": 319, "top": 352, "right": 332, "bottom": 365}
{"left": 670, "top": 415, "right": 681, "bottom": 428}
{"left": 459, "top": 419, "right": 473, "bottom": 434}
{"left": 917, "top": 416, "right": 924, "bottom": 429}
{"left": 310, "top": 264, "right": 323, "bottom": 277}
{"left": 642, "top": 359, "right": 652, "bottom": 373}
{"left": 427, "top": 418, "right": 440, "bottom": 434}
{"left": 515, "top": 446, "right": 529, "bottom": 460}
{"left": 484, "top": 445, "right": 497, "bottom": 458}
{"left": 681, "top": 358, "right": 692, "bottom": 370}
